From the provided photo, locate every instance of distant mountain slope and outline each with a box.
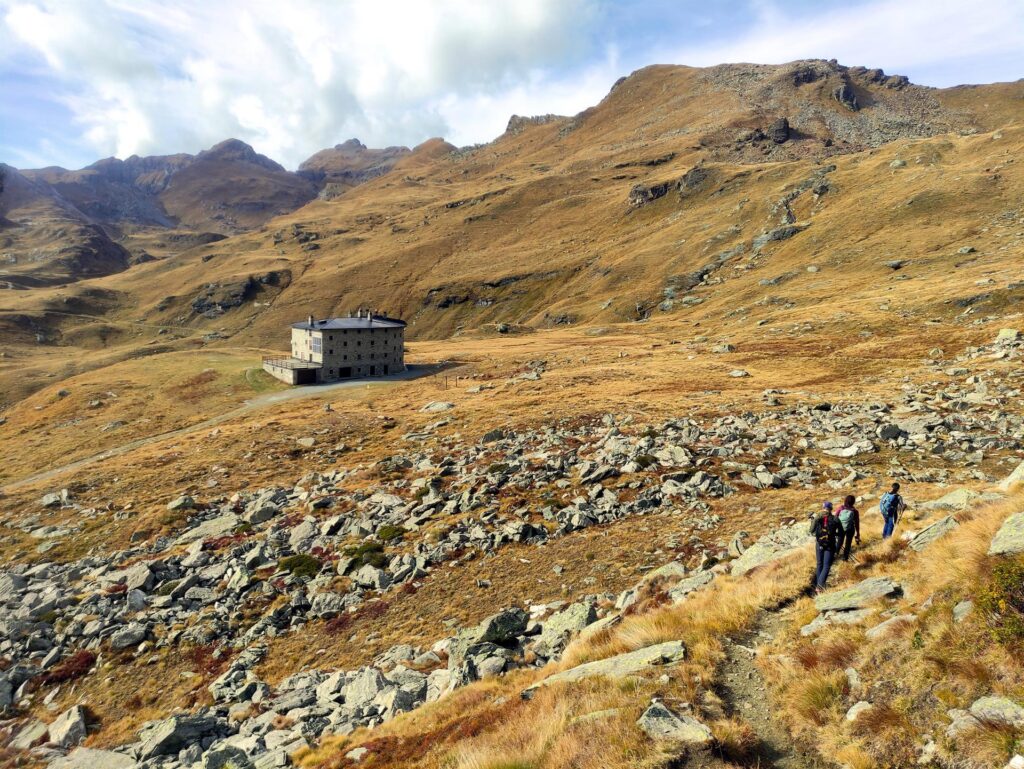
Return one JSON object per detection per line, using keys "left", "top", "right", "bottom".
{"left": 0, "top": 164, "right": 131, "bottom": 287}
{"left": 298, "top": 138, "right": 411, "bottom": 200}
{"left": 21, "top": 139, "right": 318, "bottom": 235}
{"left": 71, "top": 59, "right": 1016, "bottom": 344}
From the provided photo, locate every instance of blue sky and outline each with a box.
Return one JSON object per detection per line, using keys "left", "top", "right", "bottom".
{"left": 1, "top": 0, "right": 1021, "bottom": 170}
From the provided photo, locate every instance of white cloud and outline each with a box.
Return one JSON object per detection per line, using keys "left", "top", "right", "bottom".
{"left": 661, "top": 0, "right": 1024, "bottom": 85}
{"left": 1, "top": 0, "right": 1021, "bottom": 169}
{"left": 1, "top": 0, "right": 600, "bottom": 167}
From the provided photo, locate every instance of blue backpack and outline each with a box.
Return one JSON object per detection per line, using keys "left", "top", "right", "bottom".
{"left": 880, "top": 492, "right": 900, "bottom": 517}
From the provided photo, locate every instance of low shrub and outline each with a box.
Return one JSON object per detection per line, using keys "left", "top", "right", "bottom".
{"left": 376, "top": 525, "right": 407, "bottom": 543}
{"left": 324, "top": 600, "right": 391, "bottom": 635}
{"left": 344, "top": 541, "right": 388, "bottom": 568}
{"left": 634, "top": 454, "right": 658, "bottom": 470}
{"left": 42, "top": 650, "right": 97, "bottom": 685}
{"left": 157, "top": 580, "right": 180, "bottom": 597}
{"left": 279, "top": 554, "right": 322, "bottom": 579}
{"left": 978, "top": 556, "right": 1024, "bottom": 647}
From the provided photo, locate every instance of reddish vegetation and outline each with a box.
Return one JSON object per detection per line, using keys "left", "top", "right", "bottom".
{"left": 203, "top": 533, "right": 249, "bottom": 550}
{"left": 324, "top": 600, "right": 391, "bottom": 636}
{"left": 183, "top": 644, "right": 228, "bottom": 677}
{"left": 42, "top": 650, "right": 97, "bottom": 685}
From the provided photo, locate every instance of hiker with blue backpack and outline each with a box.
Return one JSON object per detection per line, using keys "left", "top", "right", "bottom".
{"left": 809, "top": 501, "right": 845, "bottom": 592}
{"left": 880, "top": 482, "right": 907, "bottom": 539}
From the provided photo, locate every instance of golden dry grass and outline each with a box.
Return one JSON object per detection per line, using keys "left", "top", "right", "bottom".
{"left": 762, "top": 492, "right": 1024, "bottom": 768}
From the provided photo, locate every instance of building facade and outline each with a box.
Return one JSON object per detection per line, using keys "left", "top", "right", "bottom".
{"left": 263, "top": 310, "right": 406, "bottom": 385}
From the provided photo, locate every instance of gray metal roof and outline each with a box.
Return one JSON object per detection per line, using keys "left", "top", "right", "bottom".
{"left": 291, "top": 316, "right": 406, "bottom": 331}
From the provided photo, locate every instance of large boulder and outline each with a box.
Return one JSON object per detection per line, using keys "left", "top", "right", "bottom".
{"left": 814, "top": 577, "right": 900, "bottom": 612}
{"left": 636, "top": 701, "right": 713, "bottom": 745}
{"left": 202, "top": 744, "right": 254, "bottom": 769}
{"left": 48, "top": 706, "right": 87, "bottom": 748}
{"left": 137, "top": 714, "right": 221, "bottom": 759}
{"left": 342, "top": 667, "right": 389, "bottom": 709}
{"left": 970, "top": 696, "right": 1024, "bottom": 727}
{"left": 908, "top": 516, "right": 958, "bottom": 551}
{"left": 669, "top": 571, "right": 715, "bottom": 602}
{"left": 475, "top": 608, "right": 529, "bottom": 644}
{"left": 536, "top": 602, "right": 597, "bottom": 655}
{"left": 990, "top": 513, "right": 1024, "bottom": 556}
{"left": 110, "top": 622, "right": 147, "bottom": 650}
{"left": 523, "top": 640, "right": 686, "bottom": 697}
{"left": 732, "top": 523, "right": 811, "bottom": 576}
{"left": 999, "top": 460, "right": 1024, "bottom": 492}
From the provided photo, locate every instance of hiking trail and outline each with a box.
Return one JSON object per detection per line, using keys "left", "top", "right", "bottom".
{"left": 716, "top": 605, "right": 822, "bottom": 769}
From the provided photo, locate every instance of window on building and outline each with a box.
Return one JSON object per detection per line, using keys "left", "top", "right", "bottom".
{"left": 311, "top": 337, "right": 322, "bottom": 354}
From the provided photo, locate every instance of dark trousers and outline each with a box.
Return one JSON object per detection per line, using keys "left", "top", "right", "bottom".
{"left": 815, "top": 544, "right": 835, "bottom": 589}
{"left": 839, "top": 528, "right": 856, "bottom": 561}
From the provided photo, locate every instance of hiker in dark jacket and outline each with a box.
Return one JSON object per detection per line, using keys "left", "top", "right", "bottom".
{"left": 836, "top": 494, "right": 861, "bottom": 561}
{"left": 880, "top": 482, "right": 907, "bottom": 539}
{"left": 809, "top": 501, "right": 845, "bottom": 591}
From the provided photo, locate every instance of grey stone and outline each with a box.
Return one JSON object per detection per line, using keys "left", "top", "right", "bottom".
{"left": 668, "top": 571, "right": 715, "bottom": 602}
{"left": 343, "top": 667, "right": 388, "bottom": 709}
{"left": 990, "top": 513, "right": 1024, "bottom": 556}
{"left": 908, "top": 516, "right": 958, "bottom": 551}
{"left": 48, "top": 705, "right": 87, "bottom": 747}
{"left": 865, "top": 614, "right": 917, "bottom": 640}
{"left": 538, "top": 602, "right": 597, "bottom": 652}
{"left": 137, "top": 714, "right": 221, "bottom": 759}
{"left": 732, "top": 524, "right": 810, "bottom": 577}
{"left": 636, "top": 701, "right": 713, "bottom": 745}
{"left": 814, "top": 577, "right": 900, "bottom": 612}
{"left": 800, "top": 608, "right": 876, "bottom": 636}
{"left": 353, "top": 565, "right": 392, "bottom": 590}
{"left": 12, "top": 719, "right": 48, "bottom": 750}
{"left": 472, "top": 608, "right": 528, "bottom": 645}
{"left": 846, "top": 701, "right": 873, "bottom": 722}
{"left": 420, "top": 401, "right": 454, "bottom": 413}
{"left": 953, "top": 600, "right": 974, "bottom": 623}
{"left": 969, "top": 696, "right": 1024, "bottom": 727}
{"left": 999, "top": 460, "right": 1024, "bottom": 492}
{"left": 524, "top": 640, "right": 686, "bottom": 696}
{"left": 203, "top": 745, "right": 254, "bottom": 769}
{"left": 47, "top": 748, "right": 138, "bottom": 769}
{"left": 0, "top": 672, "right": 11, "bottom": 711}
{"left": 110, "top": 622, "right": 147, "bottom": 650}
{"left": 121, "top": 562, "right": 154, "bottom": 593}
{"left": 167, "top": 495, "right": 195, "bottom": 511}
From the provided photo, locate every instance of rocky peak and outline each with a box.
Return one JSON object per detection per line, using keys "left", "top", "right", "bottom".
{"left": 196, "top": 138, "right": 286, "bottom": 173}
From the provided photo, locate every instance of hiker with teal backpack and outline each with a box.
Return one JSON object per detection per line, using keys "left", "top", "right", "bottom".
{"left": 809, "top": 501, "right": 845, "bottom": 592}
{"left": 836, "top": 495, "right": 861, "bottom": 561}
{"left": 880, "top": 482, "right": 906, "bottom": 539}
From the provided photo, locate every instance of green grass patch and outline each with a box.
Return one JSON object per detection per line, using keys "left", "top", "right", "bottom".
{"left": 279, "top": 554, "right": 323, "bottom": 579}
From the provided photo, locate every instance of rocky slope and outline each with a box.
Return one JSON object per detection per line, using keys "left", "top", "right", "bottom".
{"left": 20, "top": 139, "right": 317, "bottom": 236}
{"left": 1, "top": 58, "right": 1024, "bottom": 769}
{"left": 297, "top": 140, "right": 411, "bottom": 201}
{"left": 0, "top": 165, "right": 131, "bottom": 288}
{"left": 2, "top": 330, "right": 1024, "bottom": 768}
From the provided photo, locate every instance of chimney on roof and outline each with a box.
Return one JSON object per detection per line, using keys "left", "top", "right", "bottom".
{"left": 307, "top": 314, "right": 313, "bottom": 326}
